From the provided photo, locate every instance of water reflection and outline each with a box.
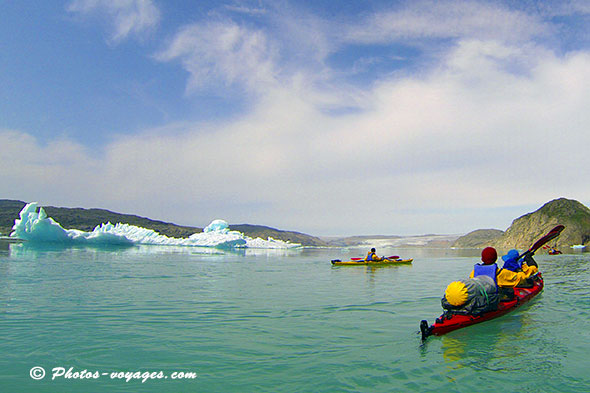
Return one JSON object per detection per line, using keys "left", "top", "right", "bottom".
{"left": 7, "top": 241, "right": 135, "bottom": 259}
{"left": 438, "top": 310, "right": 546, "bottom": 372}
{"left": 442, "top": 336, "right": 466, "bottom": 365}
{"left": 4, "top": 240, "right": 304, "bottom": 259}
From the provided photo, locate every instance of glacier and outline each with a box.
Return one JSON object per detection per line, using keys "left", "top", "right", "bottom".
{"left": 10, "top": 202, "right": 301, "bottom": 249}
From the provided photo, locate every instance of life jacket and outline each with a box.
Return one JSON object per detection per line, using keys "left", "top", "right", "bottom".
{"left": 365, "top": 252, "right": 377, "bottom": 261}
{"left": 473, "top": 263, "right": 498, "bottom": 286}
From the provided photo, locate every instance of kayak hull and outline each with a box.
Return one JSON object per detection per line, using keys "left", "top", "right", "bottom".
{"left": 421, "top": 274, "right": 543, "bottom": 339}
{"left": 331, "top": 258, "right": 413, "bottom": 266}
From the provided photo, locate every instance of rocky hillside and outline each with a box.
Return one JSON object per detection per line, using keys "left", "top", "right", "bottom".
{"left": 451, "top": 229, "right": 504, "bottom": 248}
{"left": 0, "top": 200, "right": 328, "bottom": 246}
{"left": 453, "top": 198, "right": 590, "bottom": 250}
{"left": 0, "top": 200, "right": 30, "bottom": 236}
{"left": 229, "top": 224, "right": 327, "bottom": 247}
{"left": 492, "top": 198, "right": 590, "bottom": 250}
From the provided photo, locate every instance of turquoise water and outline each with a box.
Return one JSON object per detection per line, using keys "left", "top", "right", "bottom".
{"left": 1, "top": 241, "right": 589, "bottom": 392}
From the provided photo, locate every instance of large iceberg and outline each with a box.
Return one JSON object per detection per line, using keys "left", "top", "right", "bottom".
{"left": 10, "top": 202, "right": 301, "bottom": 249}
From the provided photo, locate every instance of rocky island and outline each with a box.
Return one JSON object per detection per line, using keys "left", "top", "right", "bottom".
{"left": 453, "top": 198, "right": 590, "bottom": 250}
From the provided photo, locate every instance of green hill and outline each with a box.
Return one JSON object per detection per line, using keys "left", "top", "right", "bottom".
{"left": 0, "top": 200, "right": 29, "bottom": 236}
{"left": 452, "top": 198, "right": 590, "bottom": 250}
{"left": 492, "top": 198, "right": 590, "bottom": 250}
{"left": 229, "top": 224, "right": 327, "bottom": 247}
{"left": 451, "top": 229, "right": 504, "bottom": 248}
{"left": 0, "top": 200, "right": 327, "bottom": 246}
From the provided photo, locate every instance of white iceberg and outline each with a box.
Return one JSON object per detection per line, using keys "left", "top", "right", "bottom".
{"left": 11, "top": 202, "right": 132, "bottom": 245}
{"left": 10, "top": 202, "right": 301, "bottom": 249}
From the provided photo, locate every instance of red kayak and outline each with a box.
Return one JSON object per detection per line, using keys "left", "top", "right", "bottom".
{"left": 419, "top": 225, "right": 564, "bottom": 341}
{"left": 420, "top": 273, "right": 543, "bottom": 339}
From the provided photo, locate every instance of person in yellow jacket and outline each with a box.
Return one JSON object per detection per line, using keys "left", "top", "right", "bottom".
{"left": 496, "top": 249, "right": 538, "bottom": 287}
{"left": 365, "top": 248, "right": 383, "bottom": 262}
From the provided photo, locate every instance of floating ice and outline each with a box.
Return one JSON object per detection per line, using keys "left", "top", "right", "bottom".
{"left": 10, "top": 202, "right": 301, "bottom": 249}
{"left": 204, "top": 219, "right": 230, "bottom": 233}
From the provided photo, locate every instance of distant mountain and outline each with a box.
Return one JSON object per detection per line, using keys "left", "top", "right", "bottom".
{"left": 229, "top": 224, "right": 328, "bottom": 247}
{"left": 322, "top": 234, "right": 459, "bottom": 248}
{"left": 452, "top": 198, "right": 590, "bottom": 250}
{"left": 451, "top": 229, "right": 504, "bottom": 248}
{"left": 0, "top": 200, "right": 328, "bottom": 246}
{"left": 321, "top": 235, "right": 402, "bottom": 247}
{"left": 5, "top": 198, "right": 588, "bottom": 249}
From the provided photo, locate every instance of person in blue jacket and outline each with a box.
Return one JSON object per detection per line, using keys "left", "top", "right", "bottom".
{"left": 471, "top": 246, "right": 498, "bottom": 284}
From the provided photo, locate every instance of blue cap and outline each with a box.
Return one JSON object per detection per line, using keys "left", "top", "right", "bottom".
{"left": 502, "top": 249, "right": 522, "bottom": 272}
{"left": 502, "top": 249, "right": 520, "bottom": 262}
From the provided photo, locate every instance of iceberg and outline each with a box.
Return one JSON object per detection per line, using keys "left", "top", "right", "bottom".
{"left": 10, "top": 202, "right": 301, "bottom": 249}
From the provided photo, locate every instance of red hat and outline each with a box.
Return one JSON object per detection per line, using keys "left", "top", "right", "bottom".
{"left": 481, "top": 247, "right": 497, "bottom": 265}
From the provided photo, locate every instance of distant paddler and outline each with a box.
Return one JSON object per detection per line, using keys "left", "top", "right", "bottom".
{"left": 365, "top": 248, "right": 384, "bottom": 262}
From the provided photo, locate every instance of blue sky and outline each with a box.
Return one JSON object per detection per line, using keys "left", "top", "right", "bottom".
{"left": 1, "top": 0, "right": 589, "bottom": 236}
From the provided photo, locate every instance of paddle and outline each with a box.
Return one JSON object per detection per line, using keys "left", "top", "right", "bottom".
{"left": 518, "top": 225, "right": 565, "bottom": 260}
{"left": 350, "top": 255, "right": 400, "bottom": 261}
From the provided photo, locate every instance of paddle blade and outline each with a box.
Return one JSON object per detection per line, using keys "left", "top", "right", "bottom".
{"left": 529, "top": 225, "right": 565, "bottom": 253}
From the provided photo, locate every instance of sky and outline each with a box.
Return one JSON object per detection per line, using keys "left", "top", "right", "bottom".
{"left": 1, "top": 0, "right": 589, "bottom": 236}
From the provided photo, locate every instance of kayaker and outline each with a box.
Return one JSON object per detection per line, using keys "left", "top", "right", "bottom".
{"left": 469, "top": 247, "right": 539, "bottom": 300}
{"left": 471, "top": 247, "right": 499, "bottom": 284}
{"left": 365, "top": 248, "right": 383, "bottom": 261}
{"left": 499, "top": 249, "right": 539, "bottom": 288}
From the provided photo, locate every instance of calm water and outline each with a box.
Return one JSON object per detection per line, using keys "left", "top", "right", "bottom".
{"left": 1, "top": 241, "right": 589, "bottom": 392}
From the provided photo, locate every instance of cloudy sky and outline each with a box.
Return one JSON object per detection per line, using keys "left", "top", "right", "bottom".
{"left": 1, "top": 0, "right": 589, "bottom": 236}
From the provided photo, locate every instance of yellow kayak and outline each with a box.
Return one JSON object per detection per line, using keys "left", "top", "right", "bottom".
{"left": 331, "top": 258, "right": 413, "bottom": 266}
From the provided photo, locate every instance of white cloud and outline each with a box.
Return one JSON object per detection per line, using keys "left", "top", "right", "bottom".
{"left": 67, "top": 0, "right": 160, "bottom": 43}
{"left": 0, "top": 130, "right": 100, "bottom": 207}
{"left": 156, "top": 20, "right": 279, "bottom": 93}
{"left": 345, "top": 0, "right": 549, "bottom": 44}
{"left": 152, "top": 0, "right": 556, "bottom": 109}
{"left": 3, "top": 40, "right": 589, "bottom": 234}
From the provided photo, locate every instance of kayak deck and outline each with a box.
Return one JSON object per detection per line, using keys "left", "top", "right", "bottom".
{"left": 331, "top": 258, "right": 413, "bottom": 266}
{"left": 421, "top": 274, "right": 543, "bottom": 339}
